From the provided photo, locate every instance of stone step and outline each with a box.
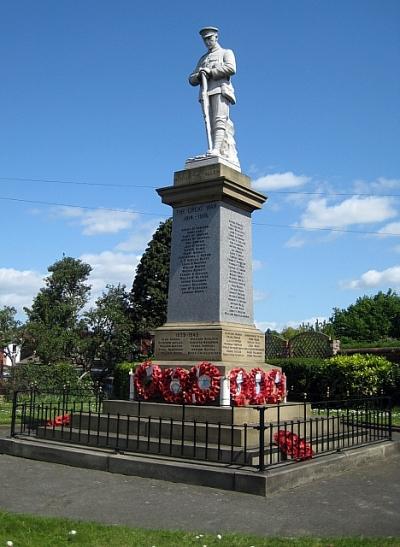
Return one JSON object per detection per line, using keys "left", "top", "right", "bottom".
{"left": 36, "top": 424, "right": 373, "bottom": 468}
{"left": 102, "top": 400, "right": 311, "bottom": 425}
{"left": 36, "top": 426, "right": 256, "bottom": 465}
{"left": 69, "top": 412, "right": 257, "bottom": 446}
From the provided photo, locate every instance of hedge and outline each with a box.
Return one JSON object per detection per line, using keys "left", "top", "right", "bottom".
{"left": 267, "top": 355, "right": 399, "bottom": 402}
{"left": 113, "top": 362, "right": 138, "bottom": 400}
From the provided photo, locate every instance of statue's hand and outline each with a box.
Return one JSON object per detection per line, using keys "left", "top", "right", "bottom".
{"left": 200, "top": 67, "right": 211, "bottom": 78}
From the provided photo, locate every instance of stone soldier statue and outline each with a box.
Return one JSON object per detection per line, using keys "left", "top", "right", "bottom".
{"left": 189, "top": 27, "right": 240, "bottom": 169}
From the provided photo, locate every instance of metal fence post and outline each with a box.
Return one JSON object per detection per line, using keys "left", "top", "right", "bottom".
{"left": 10, "top": 390, "right": 18, "bottom": 437}
{"left": 258, "top": 406, "right": 266, "bottom": 472}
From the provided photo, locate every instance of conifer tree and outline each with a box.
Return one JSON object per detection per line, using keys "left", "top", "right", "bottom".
{"left": 130, "top": 218, "right": 172, "bottom": 335}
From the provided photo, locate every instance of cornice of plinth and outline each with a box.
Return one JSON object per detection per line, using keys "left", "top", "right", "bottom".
{"left": 157, "top": 178, "right": 267, "bottom": 213}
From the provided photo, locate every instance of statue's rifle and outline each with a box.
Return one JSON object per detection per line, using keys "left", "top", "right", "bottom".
{"left": 200, "top": 71, "right": 213, "bottom": 152}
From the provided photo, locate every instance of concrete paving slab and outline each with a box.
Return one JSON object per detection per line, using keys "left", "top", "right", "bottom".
{"left": 0, "top": 450, "right": 399, "bottom": 537}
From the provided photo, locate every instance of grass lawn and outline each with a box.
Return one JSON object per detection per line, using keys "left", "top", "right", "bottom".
{"left": 0, "top": 398, "right": 13, "bottom": 425}
{"left": 0, "top": 512, "right": 399, "bottom": 547}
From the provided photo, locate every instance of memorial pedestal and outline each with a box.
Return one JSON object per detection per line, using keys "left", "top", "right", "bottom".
{"left": 154, "top": 162, "right": 268, "bottom": 373}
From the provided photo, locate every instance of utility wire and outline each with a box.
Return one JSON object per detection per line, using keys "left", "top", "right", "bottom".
{"left": 0, "top": 176, "right": 399, "bottom": 198}
{"left": 1, "top": 195, "right": 399, "bottom": 236}
{"left": 0, "top": 196, "right": 160, "bottom": 216}
{"left": 253, "top": 221, "right": 400, "bottom": 236}
{"left": 0, "top": 176, "right": 156, "bottom": 189}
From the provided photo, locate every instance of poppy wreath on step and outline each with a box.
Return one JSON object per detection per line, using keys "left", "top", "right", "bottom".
{"left": 229, "top": 367, "right": 250, "bottom": 406}
{"left": 134, "top": 361, "right": 162, "bottom": 400}
{"left": 188, "top": 362, "right": 221, "bottom": 405}
{"left": 248, "top": 367, "right": 268, "bottom": 404}
{"left": 47, "top": 413, "right": 71, "bottom": 427}
{"left": 274, "top": 429, "right": 313, "bottom": 461}
{"left": 265, "top": 369, "right": 286, "bottom": 404}
{"left": 160, "top": 367, "right": 190, "bottom": 404}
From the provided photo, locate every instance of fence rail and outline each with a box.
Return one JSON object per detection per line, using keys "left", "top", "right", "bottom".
{"left": 10, "top": 390, "right": 392, "bottom": 471}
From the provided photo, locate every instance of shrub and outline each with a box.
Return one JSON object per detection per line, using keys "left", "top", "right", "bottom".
{"left": 113, "top": 362, "right": 137, "bottom": 400}
{"left": 10, "top": 362, "right": 94, "bottom": 395}
{"left": 269, "top": 355, "right": 397, "bottom": 401}
{"left": 324, "top": 354, "right": 396, "bottom": 398}
{"left": 267, "top": 358, "right": 326, "bottom": 400}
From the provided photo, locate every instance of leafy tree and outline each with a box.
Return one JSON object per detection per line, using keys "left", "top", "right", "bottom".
{"left": 130, "top": 218, "right": 172, "bottom": 335}
{"left": 329, "top": 290, "right": 400, "bottom": 342}
{"left": 24, "top": 256, "right": 92, "bottom": 365}
{"left": 0, "top": 306, "right": 23, "bottom": 369}
{"left": 82, "top": 284, "right": 137, "bottom": 370}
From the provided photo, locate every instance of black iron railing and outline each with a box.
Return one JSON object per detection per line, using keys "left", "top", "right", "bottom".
{"left": 10, "top": 391, "right": 392, "bottom": 471}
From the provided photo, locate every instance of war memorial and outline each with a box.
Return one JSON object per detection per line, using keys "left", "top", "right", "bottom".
{"left": 2, "top": 27, "right": 394, "bottom": 497}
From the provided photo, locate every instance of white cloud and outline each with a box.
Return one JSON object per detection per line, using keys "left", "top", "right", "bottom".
{"left": 56, "top": 207, "right": 138, "bottom": 235}
{"left": 116, "top": 219, "right": 162, "bottom": 252}
{"left": 253, "top": 171, "right": 311, "bottom": 191}
{"left": 0, "top": 268, "right": 44, "bottom": 311}
{"left": 299, "top": 196, "right": 396, "bottom": 229}
{"left": 284, "top": 235, "right": 306, "bottom": 248}
{"left": 255, "top": 316, "right": 328, "bottom": 333}
{"left": 79, "top": 251, "right": 140, "bottom": 297}
{"left": 283, "top": 316, "right": 328, "bottom": 329}
{"left": 377, "top": 222, "right": 400, "bottom": 237}
{"left": 353, "top": 177, "right": 400, "bottom": 194}
{"left": 252, "top": 259, "right": 263, "bottom": 271}
{"left": 342, "top": 265, "right": 400, "bottom": 289}
{"left": 255, "top": 320, "right": 279, "bottom": 332}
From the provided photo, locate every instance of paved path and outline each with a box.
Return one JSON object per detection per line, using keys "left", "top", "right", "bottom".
{"left": 1, "top": 451, "right": 399, "bottom": 537}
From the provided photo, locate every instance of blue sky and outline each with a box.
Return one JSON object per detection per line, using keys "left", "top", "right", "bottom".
{"left": 1, "top": 1, "right": 399, "bottom": 331}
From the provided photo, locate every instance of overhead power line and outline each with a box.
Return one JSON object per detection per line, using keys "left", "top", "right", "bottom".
{"left": 0, "top": 176, "right": 157, "bottom": 189}
{"left": 0, "top": 196, "right": 160, "bottom": 216}
{"left": 0, "top": 176, "right": 399, "bottom": 198}
{"left": 1, "top": 195, "right": 399, "bottom": 237}
{"left": 253, "top": 221, "right": 400, "bottom": 236}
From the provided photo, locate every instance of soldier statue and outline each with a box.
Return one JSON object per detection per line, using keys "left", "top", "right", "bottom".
{"left": 189, "top": 27, "right": 240, "bottom": 169}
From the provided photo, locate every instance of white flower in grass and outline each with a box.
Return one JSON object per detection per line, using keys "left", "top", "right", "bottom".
{"left": 217, "top": 534, "right": 222, "bottom": 539}
{"left": 6, "top": 541, "right": 14, "bottom": 547}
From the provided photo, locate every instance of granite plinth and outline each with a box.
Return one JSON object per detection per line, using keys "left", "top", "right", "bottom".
{"left": 158, "top": 166, "right": 265, "bottom": 326}
{"left": 154, "top": 321, "right": 265, "bottom": 365}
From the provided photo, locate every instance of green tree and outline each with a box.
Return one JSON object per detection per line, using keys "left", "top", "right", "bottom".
{"left": 24, "top": 256, "right": 92, "bottom": 365}
{"left": 130, "top": 218, "right": 172, "bottom": 335}
{"left": 0, "top": 306, "right": 23, "bottom": 369}
{"left": 329, "top": 289, "right": 400, "bottom": 342}
{"left": 82, "top": 284, "right": 137, "bottom": 370}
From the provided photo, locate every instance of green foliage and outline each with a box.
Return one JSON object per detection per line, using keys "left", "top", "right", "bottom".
{"left": 82, "top": 284, "right": 138, "bottom": 370}
{"left": 113, "top": 361, "right": 137, "bottom": 399}
{"left": 0, "top": 306, "right": 22, "bottom": 365}
{"left": 11, "top": 362, "right": 94, "bottom": 394}
{"left": 329, "top": 289, "right": 400, "bottom": 342}
{"left": 269, "top": 355, "right": 397, "bottom": 401}
{"left": 324, "top": 354, "right": 397, "bottom": 398}
{"left": 268, "top": 358, "right": 326, "bottom": 400}
{"left": 24, "top": 256, "right": 92, "bottom": 365}
{"left": 130, "top": 218, "right": 172, "bottom": 335}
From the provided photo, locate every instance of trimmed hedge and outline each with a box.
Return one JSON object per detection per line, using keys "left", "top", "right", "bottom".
{"left": 113, "top": 362, "right": 137, "bottom": 400}
{"left": 267, "top": 355, "right": 399, "bottom": 402}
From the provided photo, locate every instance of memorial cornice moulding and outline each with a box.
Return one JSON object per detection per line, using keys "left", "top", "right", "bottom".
{"left": 157, "top": 178, "right": 267, "bottom": 213}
